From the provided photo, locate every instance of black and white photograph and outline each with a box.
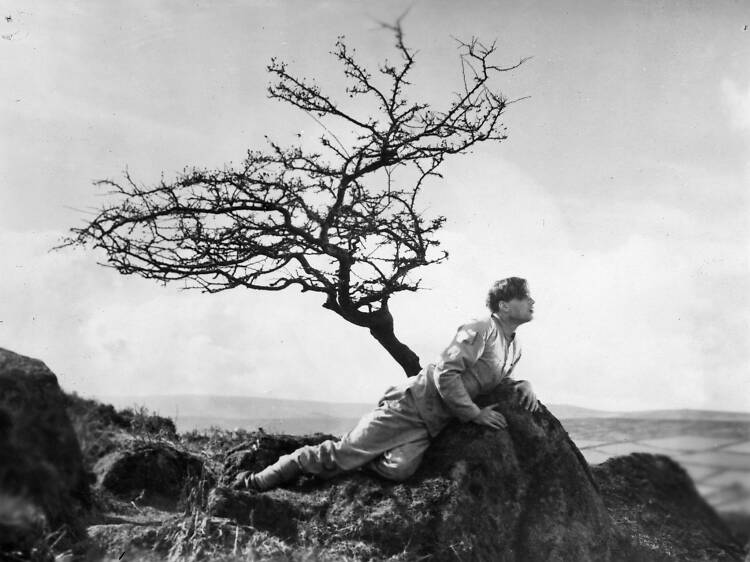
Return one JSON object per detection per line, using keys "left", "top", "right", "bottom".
{"left": 1, "top": 1, "right": 749, "bottom": 560}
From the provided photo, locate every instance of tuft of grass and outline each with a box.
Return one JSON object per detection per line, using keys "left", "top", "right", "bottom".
{"left": 180, "top": 427, "right": 257, "bottom": 455}
{"left": 178, "top": 427, "right": 261, "bottom": 477}
{"left": 65, "top": 392, "right": 180, "bottom": 470}
{"left": 124, "top": 405, "right": 177, "bottom": 439}
{"left": 160, "top": 512, "right": 364, "bottom": 562}
{"left": 65, "top": 392, "right": 130, "bottom": 468}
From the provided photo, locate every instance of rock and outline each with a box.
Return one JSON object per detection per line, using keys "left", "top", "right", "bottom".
{"left": 594, "top": 453, "right": 746, "bottom": 561}
{"left": 94, "top": 442, "right": 212, "bottom": 508}
{"left": 209, "top": 485, "right": 327, "bottom": 541}
{"left": 720, "top": 512, "right": 750, "bottom": 555}
{"left": 0, "top": 493, "right": 51, "bottom": 560}
{"left": 220, "top": 432, "right": 337, "bottom": 486}
{"left": 0, "top": 348, "right": 90, "bottom": 549}
{"left": 209, "top": 384, "right": 747, "bottom": 561}
{"left": 210, "top": 384, "right": 618, "bottom": 561}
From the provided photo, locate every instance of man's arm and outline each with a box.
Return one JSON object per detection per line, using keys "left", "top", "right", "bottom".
{"left": 432, "top": 322, "right": 486, "bottom": 423}
{"left": 473, "top": 402, "right": 509, "bottom": 429}
{"left": 513, "top": 380, "right": 539, "bottom": 412}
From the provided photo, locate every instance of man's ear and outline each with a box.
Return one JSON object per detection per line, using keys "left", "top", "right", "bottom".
{"left": 498, "top": 301, "right": 510, "bottom": 313}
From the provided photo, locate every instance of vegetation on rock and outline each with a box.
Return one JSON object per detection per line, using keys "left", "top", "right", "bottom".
{"left": 2, "top": 348, "right": 747, "bottom": 561}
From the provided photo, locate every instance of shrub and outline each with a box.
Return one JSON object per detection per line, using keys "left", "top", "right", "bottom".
{"left": 120, "top": 406, "right": 177, "bottom": 438}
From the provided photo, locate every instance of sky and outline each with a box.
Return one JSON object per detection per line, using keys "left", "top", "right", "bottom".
{"left": 1, "top": 0, "right": 748, "bottom": 412}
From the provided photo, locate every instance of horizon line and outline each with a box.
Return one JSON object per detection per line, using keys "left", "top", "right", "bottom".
{"left": 84, "top": 391, "right": 750, "bottom": 416}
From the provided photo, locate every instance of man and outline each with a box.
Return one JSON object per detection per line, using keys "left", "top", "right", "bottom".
{"left": 233, "top": 276, "right": 538, "bottom": 491}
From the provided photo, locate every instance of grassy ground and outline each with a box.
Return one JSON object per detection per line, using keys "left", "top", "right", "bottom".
{"left": 55, "top": 394, "right": 749, "bottom": 561}
{"left": 61, "top": 395, "right": 373, "bottom": 560}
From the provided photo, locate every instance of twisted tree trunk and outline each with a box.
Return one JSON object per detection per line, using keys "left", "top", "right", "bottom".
{"left": 368, "top": 310, "right": 422, "bottom": 377}
{"left": 323, "top": 295, "right": 422, "bottom": 377}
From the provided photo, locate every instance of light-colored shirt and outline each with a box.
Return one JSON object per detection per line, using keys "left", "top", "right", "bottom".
{"left": 385, "top": 314, "right": 523, "bottom": 436}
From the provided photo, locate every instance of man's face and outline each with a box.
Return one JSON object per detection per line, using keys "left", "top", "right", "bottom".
{"left": 504, "top": 294, "right": 535, "bottom": 324}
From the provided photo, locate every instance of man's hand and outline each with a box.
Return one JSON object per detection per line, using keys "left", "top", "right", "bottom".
{"left": 472, "top": 403, "right": 508, "bottom": 430}
{"left": 515, "top": 381, "right": 539, "bottom": 412}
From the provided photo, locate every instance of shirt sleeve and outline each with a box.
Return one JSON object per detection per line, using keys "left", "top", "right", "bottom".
{"left": 432, "top": 322, "right": 487, "bottom": 422}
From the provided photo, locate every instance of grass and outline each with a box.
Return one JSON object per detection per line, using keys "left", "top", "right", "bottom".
{"left": 59, "top": 394, "right": 750, "bottom": 561}
{"left": 65, "top": 392, "right": 179, "bottom": 468}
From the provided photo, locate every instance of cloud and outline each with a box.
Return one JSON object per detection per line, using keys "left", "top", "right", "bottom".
{"left": 0, "top": 228, "right": 405, "bottom": 402}
{"left": 402, "top": 158, "right": 750, "bottom": 412}
{"left": 721, "top": 79, "right": 750, "bottom": 131}
{"left": 1, "top": 153, "right": 747, "bottom": 412}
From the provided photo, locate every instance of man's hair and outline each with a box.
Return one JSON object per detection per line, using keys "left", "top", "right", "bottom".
{"left": 486, "top": 277, "right": 529, "bottom": 313}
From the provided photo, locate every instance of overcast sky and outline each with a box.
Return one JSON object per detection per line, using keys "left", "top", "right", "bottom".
{"left": 1, "top": 0, "right": 748, "bottom": 412}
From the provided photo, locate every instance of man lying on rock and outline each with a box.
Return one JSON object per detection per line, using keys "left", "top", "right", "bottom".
{"left": 232, "top": 276, "right": 539, "bottom": 492}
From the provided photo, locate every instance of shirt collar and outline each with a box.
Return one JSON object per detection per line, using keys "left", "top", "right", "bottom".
{"left": 491, "top": 313, "right": 516, "bottom": 342}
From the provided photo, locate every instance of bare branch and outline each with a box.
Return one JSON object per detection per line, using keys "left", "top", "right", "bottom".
{"left": 60, "top": 20, "right": 525, "bottom": 376}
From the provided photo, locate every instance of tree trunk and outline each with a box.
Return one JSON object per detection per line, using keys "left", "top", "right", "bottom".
{"left": 322, "top": 295, "right": 422, "bottom": 377}
{"left": 368, "top": 314, "right": 422, "bottom": 377}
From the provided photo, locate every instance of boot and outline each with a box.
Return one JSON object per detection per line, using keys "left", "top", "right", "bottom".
{"left": 232, "top": 454, "right": 303, "bottom": 492}
{"left": 231, "top": 470, "right": 260, "bottom": 491}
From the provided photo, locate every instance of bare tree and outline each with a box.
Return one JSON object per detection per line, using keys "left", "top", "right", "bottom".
{"left": 62, "top": 22, "right": 524, "bottom": 377}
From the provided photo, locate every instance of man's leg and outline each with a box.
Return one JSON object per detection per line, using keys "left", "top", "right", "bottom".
{"left": 245, "top": 390, "right": 430, "bottom": 490}
{"left": 241, "top": 451, "right": 304, "bottom": 490}
{"left": 367, "top": 433, "right": 431, "bottom": 481}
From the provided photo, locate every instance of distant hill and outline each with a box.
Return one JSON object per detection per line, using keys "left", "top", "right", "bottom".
{"left": 611, "top": 409, "right": 750, "bottom": 422}
{"left": 100, "top": 394, "right": 373, "bottom": 434}
{"left": 97, "top": 394, "right": 750, "bottom": 434}
{"left": 541, "top": 405, "right": 750, "bottom": 422}
{"left": 545, "top": 404, "right": 613, "bottom": 419}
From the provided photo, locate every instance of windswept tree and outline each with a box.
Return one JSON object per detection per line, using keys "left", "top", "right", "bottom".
{"left": 63, "top": 22, "right": 524, "bottom": 377}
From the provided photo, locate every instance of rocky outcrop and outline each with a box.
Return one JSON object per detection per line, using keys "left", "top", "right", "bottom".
{"left": 210, "top": 384, "right": 618, "bottom": 561}
{"left": 208, "top": 384, "right": 746, "bottom": 561}
{"left": 594, "top": 453, "right": 746, "bottom": 561}
{"left": 4, "top": 346, "right": 742, "bottom": 560}
{"left": 94, "top": 442, "right": 211, "bottom": 508}
{"left": 0, "top": 348, "right": 90, "bottom": 551}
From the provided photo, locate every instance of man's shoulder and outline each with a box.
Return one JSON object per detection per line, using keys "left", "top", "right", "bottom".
{"left": 458, "top": 316, "right": 496, "bottom": 336}
{"left": 461, "top": 316, "right": 523, "bottom": 346}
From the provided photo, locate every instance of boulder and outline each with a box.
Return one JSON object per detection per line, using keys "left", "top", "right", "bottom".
{"left": 210, "top": 383, "right": 618, "bottom": 561}
{"left": 0, "top": 348, "right": 90, "bottom": 549}
{"left": 0, "top": 493, "right": 50, "bottom": 560}
{"left": 94, "top": 442, "right": 212, "bottom": 508}
{"left": 594, "top": 453, "right": 746, "bottom": 561}
{"left": 208, "top": 384, "right": 746, "bottom": 561}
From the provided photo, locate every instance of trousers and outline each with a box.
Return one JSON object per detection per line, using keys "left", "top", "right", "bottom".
{"left": 255, "top": 388, "right": 431, "bottom": 487}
